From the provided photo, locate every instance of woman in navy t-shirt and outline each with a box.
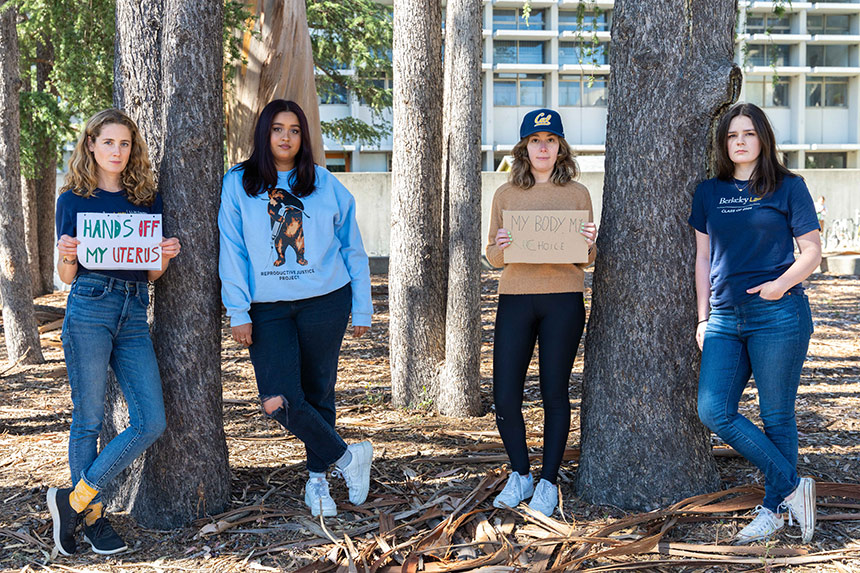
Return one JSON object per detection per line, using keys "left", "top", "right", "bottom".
{"left": 689, "top": 103, "right": 821, "bottom": 545}
{"left": 47, "top": 109, "right": 180, "bottom": 557}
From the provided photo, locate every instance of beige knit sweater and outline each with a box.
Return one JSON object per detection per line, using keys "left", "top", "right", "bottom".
{"left": 486, "top": 180, "right": 597, "bottom": 294}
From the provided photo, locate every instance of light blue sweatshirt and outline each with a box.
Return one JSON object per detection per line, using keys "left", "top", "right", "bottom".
{"left": 218, "top": 165, "right": 372, "bottom": 328}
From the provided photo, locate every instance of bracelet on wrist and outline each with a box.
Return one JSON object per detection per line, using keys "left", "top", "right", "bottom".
{"left": 61, "top": 256, "right": 77, "bottom": 265}
{"left": 697, "top": 318, "right": 708, "bottom": 324}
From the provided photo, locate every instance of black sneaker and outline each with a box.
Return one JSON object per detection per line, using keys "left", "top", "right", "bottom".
{"left": 83, "top": 516, "right": 128, "bottom": 555}
{"left": 47, "top": 487, "right": 81, "bottom": 556}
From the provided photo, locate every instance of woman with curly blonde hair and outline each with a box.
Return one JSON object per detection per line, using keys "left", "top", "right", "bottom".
{"left": 486, "top": 109, "right": 598, "bottom": 517}
{"left": 47, "top": 109, "right": 180, "bottom": 557}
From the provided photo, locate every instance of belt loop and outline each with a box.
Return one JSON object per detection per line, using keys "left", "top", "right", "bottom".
{"left": 106, "top": 277, "right": 115, "bottom": 293}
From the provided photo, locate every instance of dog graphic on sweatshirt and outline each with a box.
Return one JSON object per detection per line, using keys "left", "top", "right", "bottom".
{"left": 268, "top": 188, "right": 307, "bottom": 266}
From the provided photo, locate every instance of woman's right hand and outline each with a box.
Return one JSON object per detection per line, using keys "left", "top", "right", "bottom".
{"left": 57, "top": 234, "right": 80, "bottom": 260}
{"left": 232, "top": 323, "right": 253, "bottom": 347}
{"left": 696, "top": 320, "right": 707, "bottom": 351}
{"left": 495, "top": 228, "right": 512, "bottom": 250}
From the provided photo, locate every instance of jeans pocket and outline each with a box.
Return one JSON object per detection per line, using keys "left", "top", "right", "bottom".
{"left": 73, "top": 282, "right": 108, "bottom": 301}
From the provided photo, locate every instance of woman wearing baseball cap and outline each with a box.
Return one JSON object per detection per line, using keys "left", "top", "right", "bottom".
{"left": 486, "top": 109, "right": 598, "bottom": 516}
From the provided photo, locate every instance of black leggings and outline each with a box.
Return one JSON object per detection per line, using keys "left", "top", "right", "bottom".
{"left": 493, "top": 292, "right": 585, "bottom": 484}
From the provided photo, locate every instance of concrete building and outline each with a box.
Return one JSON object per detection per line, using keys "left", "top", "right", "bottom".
{"left": 318, "top": 0, "right": 860, "bottom": 171}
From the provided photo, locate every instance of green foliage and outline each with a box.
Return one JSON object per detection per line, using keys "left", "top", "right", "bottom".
{"left": 16, "top": 0, "right": 115, "bottom": 177}
{"left": 306, "top": 0, "right": 392, "bottom": 146}
{"left": 223, "top": 0, "right": 253, "bottom": 88}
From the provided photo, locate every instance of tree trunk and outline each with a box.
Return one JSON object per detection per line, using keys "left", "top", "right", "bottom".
{"left": 225, "top": 0, "right": 325, "bottom": 167}
{"left": 21, "top": 42, "right": 55, "bottom": 296}
{"left": 35, "top": 40, "right": 56, "bottom": 295}
{"left": 107, "top": 0, "right": 230, "bottom": 528}
{"left": 437, "top": 0, "right": 483, "bottom": 417}
{"left": 101, "top": 0, "right": 165, "bottom": 514}
{"left": 114, "top": 0, "right": 163, "bottom": 169}
{"left": 0, "top": 2, "right": 44, "bottom": 365}
{"left": 575, "top": 0, "right": 739, "bottom": 510}
{"left": 389, "top": 0, "right": 446, "bottom": 409}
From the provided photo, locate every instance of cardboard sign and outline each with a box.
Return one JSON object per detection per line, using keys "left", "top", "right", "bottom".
{"left": 77, "top": 213, "right": 163, "bottom": 270}
{"left": 503, "top": 210, "right": 589, "bottom": 264}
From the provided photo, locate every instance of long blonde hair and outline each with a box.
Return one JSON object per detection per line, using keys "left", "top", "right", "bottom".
{"left": 61, "top": 109, "right": 157, "bottom": 206}
{"left": 509, "top": 136, "right": 579, "bottom": 189}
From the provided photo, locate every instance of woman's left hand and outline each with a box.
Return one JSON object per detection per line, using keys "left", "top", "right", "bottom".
{"left": 747, "top": 281, "right": 786, "bottom": 301}
{"left": 581, "top": 222, "right": 598, "bottom": 246}
{"left": 160, "top": 237, "right": 181, "bottom": 260}
{"left": 353, "top": 325, "right": 369, "bottom": 338}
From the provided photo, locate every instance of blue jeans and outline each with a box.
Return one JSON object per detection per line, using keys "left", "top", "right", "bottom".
{"left": 248, "top": 284, "right": 351, "bottom": 473}
{"left": 697, "top": 293, "right": 813, "bottom": 511}
{"left": 62, "top": 274, "right": 166, "bottom": 504}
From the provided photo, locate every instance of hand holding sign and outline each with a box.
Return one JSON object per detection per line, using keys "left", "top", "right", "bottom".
{"left": 503, "top": 210, "right": 591, "bottom": 264}
{"left": 77, "top": 213, "right": 164, "bottom": 270}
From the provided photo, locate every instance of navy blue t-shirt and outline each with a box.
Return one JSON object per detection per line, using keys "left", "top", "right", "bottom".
{"left": 55, "top": 189, "right": 164, "bottom": 282}
{"left": 688, "top": 175, "right": 819, "bottom": 309}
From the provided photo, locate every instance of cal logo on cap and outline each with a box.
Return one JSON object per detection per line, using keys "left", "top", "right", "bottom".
{"left": 534, "top": 112, "right": 553, "bottom": 127}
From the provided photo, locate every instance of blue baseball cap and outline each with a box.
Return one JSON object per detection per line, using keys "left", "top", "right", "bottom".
{"left": 520, "top": 108, "right": 564, "bottom": 139}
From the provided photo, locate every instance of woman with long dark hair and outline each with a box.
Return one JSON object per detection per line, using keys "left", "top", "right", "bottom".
{"left": 49, "top": 109, "right": 180, "bottom": 556}
{"left": 486, "top": 109, "right": 597, "bottom": 516}
{"left": 219, "top": 100, "right": 373, "bottom": 517}
{"left": 690, "top": 102, "right": 821, "bottom": 544}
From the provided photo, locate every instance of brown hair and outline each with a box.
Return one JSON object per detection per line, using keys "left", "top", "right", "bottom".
{"left": 509, "top": 135, "right": 579, "bottom": 189}
{"left": 61, "top": 109, "right": 157, "bottom": 206}
{"left": 714, "top": 102, "right": 794, "bottom": 198}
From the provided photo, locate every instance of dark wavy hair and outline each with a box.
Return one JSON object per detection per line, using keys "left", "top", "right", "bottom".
{"left": 715, "top": 102, "right": 794, "bottom": 198}
{"left": 238, "top": 100, "right": 316, "bottom": 198}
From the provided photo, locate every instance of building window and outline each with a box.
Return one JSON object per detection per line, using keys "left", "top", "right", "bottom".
{"left": 745, "top": 13, "right": 791, "bottom": 34}
{"left": 806, "top": 76, "right": 849, "bottom": 107}
{"left": 493, "top": 8, "right": 545, "bottom": 31}
{"left": 493, "top": 74, "right": 545, "bottom": 106}
{"left": 493, "top": 40, "right": 545, "bottom": 65}
{"left": 807, "top": 45, "right": 850, "bottom": 67}
{"left": 746, "top": 43, "right": 790, "bottom": 66}
{"left": 559, "top": 75, "right": 608, "bottom": 107}
{"left": 808, "top": 14, "right": 851, "bottom": 35}
{"left": 559, "top": 77, "right": 581, "bottom": 106}
{"left": 745, "top": 77, "right": 790, "bottom": 107}
{"left": 358, "top": 77, "right": 390, "bottom": 106}
{"left": 558, "top": 10, "right": 610, "bottom": 32}
{"left": 805, "top": 152, "right": 847, "bottom": 169}
{"left": 559, "top": 41, "right": 610, "bottom": 65}
{"left": 320, "top": 83, "right": 348, "bottom": 105}
{"left": 325, "top": 152, "right": 351, "bottom": 172}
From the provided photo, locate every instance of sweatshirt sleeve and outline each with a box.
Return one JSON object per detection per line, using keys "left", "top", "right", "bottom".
{"left": 576, "top": 186, "right": 597, "bottom": 269}
{"left": 332, "top": 174, "right": 373, "bottom": 327}
{"left": 485, "top": 189, "right": 505, "bottom": 268}
{"left": 218, "top": 170, "right": 253, "bottom": 327}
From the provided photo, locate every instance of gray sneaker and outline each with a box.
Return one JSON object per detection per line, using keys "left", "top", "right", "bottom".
{"left": 492, "top": 472, "right": 534, "bottom": 509}
{"left": 734, "top": 505, "right": 784, "bottom": 545}
{"left": 528, "top": 478, "right": 558, "bottom": 516}
{"left": 781, "top": 477, "right": 816, "bottom": 543}
{"left": 334, "top": 441, "right": 373, "bottom": 505}
{"left": 304, "top": 476, "right": 337, "bottom": 517}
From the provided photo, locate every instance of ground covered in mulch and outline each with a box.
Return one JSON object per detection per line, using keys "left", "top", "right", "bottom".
{"left": 1, "top": 270, "right": 859, "bottom": 572}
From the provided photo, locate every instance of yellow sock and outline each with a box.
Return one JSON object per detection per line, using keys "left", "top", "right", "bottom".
{"left": 68, "top": 480, "right": 99, "bottom": 513}
{"left": 84, "top": 501, "right": 104, "bottom": 526}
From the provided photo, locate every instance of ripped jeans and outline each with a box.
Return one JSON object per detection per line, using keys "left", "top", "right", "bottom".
{"left": 248, "top": 284, "right": 351, "bottom": 472}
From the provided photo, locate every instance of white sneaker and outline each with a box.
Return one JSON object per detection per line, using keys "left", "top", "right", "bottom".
{"left": 334, "top": 441, "right": 373, "bottom": 505}
{"left": 493, "top": 472, "right": 534, "bottom": 509}
{"left": 734, "top": 505, "right": 784, "bottom": 545}
{"left": 781, "top": 477, "right": 816, "bottom": 543}
{"left": 304, "top": 476, "right": 337, "bottom": 517}
{"left": 528, "top": 479, "right": 558, "bottom": 516}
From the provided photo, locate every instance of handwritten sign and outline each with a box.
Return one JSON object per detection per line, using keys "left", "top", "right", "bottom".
{"left": 77, "top": 213, "right": 162, "bottom": 270}
{"left": 503, "top": 210, "right": 589, "bottom": 264}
